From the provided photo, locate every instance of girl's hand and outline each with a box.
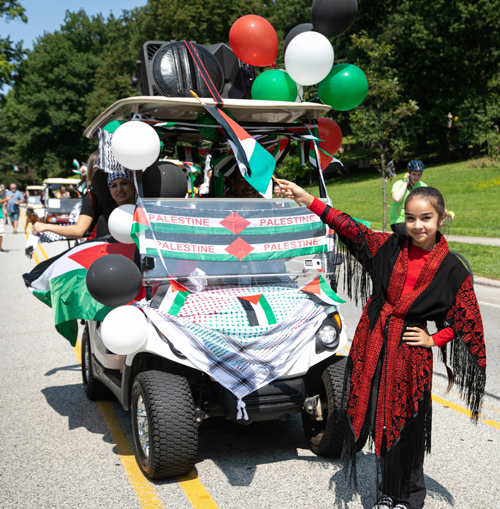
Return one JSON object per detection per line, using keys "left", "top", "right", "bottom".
{"left": 403, "top": 326, "right": 435, "bottom": 348}
{"left": 276, "top": 179, "right": 315, "bottom": 207}
{"left": 31, "top": 222, "right": 48, "bottom": 235}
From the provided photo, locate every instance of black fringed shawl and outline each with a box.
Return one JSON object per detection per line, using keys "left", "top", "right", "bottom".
{"left": 317, "top": 203, "right": 486, "bottom": 496}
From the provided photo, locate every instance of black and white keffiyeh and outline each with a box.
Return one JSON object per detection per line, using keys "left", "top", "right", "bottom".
{"left": 97, "top": 128, "right": 126, "bottom": 174}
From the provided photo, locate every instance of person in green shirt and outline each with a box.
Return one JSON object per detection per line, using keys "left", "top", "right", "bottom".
{"left": 390, "top": 160, "right": 427, "bottom": 235}
{"left": 0, "top": 194, "right": 11, "bottom": 252}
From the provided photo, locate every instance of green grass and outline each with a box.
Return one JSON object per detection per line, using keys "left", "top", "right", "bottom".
{"left": 448, "top": 242, "right": 500, "bottom": 281}
{"left": 314, "top": 160, "right": 500, "bottom": 236}
{"left": 308, "top": 160, "right": 500, "bottom": 279}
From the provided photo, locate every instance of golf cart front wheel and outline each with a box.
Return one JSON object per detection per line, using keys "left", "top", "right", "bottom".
{"left": 302, "top": 355, "right": 348, "bottom": 458}
{"left": 131, "top": 370, "right": 198, "bottom": 479}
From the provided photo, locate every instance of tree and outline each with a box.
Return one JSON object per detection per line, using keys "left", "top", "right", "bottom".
{"left": 354, "top": 0, "right": 500, "bottom": 155}
{"left": 1, "top": 10, "right": 128, "bottom": 178}
{"left": 348, "top": 33, "right": 418, "bottom": 231}
{"left": 0, "top": 0, "right": 27, "bottom": 93}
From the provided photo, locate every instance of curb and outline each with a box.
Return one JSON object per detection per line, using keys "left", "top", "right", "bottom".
{"left": 474, "top": 276, "right": 500, "bottom": 288}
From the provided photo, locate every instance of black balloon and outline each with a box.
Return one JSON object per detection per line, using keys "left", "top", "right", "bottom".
{"left": 311, "top": 0, "right": 358, "bottom": 39}
{"left": 142, "top": 161, "right": 188, "bottom": 198}
{"left": 283, "top": 23, "right": 314, "bottom": 55}
{"left": 86, "top": 254, "right": 142, "bottom": 307}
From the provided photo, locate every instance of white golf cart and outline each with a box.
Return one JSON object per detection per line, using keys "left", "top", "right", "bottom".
{"left": 81, "top": 96, "right": 351, "bottom": 480}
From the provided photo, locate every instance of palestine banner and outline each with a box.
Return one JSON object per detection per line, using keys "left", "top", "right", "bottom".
{"left": 131, "top": 198, "right": 329, "bottom": 263}
{"left": 23, "top": 237, "right": 137, "bottom": 345}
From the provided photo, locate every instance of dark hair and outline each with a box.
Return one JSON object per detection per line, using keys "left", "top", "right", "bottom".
{"left": 90, "top": 170, "right": 115, "bottom": 216}
{"left": 405, "top": 187, "right": 446, "bottom": 217}
{"left": 86, "top": 150, "right": 99, "bottom": 187}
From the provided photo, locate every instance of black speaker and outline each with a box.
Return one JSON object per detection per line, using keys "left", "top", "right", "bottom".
{"left": 130, "top": 40, "right": 224, "bottom": 98}
{"left": 131, "top": 41, "right": 255, "bottom": 99}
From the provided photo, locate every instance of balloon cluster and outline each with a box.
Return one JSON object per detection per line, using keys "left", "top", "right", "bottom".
{"left": 229, "top": 0, "right": 368, "bottom": 113}
{"left": 85, "top": 204, "right": 147, "bottom": 356}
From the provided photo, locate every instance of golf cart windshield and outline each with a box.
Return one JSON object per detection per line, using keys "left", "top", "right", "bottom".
{"left": 137, "top": 197, "right": 338, "bottom": 290}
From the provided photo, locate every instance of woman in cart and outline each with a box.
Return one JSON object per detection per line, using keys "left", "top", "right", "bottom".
{"left": 278, "top": 179, "right": 486, "bottom": 509}
{"left": 32, "top": 155, "right": 136, "bottom": 240}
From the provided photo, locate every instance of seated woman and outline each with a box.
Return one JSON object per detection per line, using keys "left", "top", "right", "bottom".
{"left": 32, "top": 165, "right": 136, "bottom": 240}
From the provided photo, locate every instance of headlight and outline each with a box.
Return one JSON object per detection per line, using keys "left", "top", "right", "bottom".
{"left": 315, "top": 312, "right": 342, "bottom": 352}
{"left": 317, "top": 324, "right": 338, "bottom": 346}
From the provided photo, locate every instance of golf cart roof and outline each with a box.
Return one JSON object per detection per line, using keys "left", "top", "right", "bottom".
{"left": 26, "top": 185, "right": 44, "bottom": 190}
{"left": 84, "top": 96, "right": 331, "bottom": 139}
{"left": 42, "top": 178, "right": 80, "bottom": 186}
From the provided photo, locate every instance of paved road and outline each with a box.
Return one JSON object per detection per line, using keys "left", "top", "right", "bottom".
{"left": 1, "top": 223, "right": 499, "bottom": 509}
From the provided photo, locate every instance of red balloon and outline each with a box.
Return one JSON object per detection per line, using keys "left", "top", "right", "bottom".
{"left": 318, "top": 117, "right": 343, "bottom": 170}
{"left": 229, "top": 15, "right": 278, "bottom": 67}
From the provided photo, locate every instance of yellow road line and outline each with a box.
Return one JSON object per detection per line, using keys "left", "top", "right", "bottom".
{"left": 432, "top": 394, "right": 500, "bottom": 430}
{"left": 177, "top": 471, "right": 219, "bottom": 508}
{"left": 37, "top": 232, "right": 217, "bottom": 508}
{"left": 38, "top": 243, "right": 48, "bottom": 259}
{"left": 73, "top": 340, "right": 166, "bottom": 508}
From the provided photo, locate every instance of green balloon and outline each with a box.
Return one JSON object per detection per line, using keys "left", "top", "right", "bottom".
{"left": 318, "top": 64, "right": 368, "bottom": 111}
{"left": 251, "top": 69, "right": 297, "bottom": 102}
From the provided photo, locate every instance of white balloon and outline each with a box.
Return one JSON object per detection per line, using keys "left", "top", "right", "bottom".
{"left": 110, "top": 121, "right": 161, "bottom": 170}
{"left": 101, "top": 306, "right": 148, "bottom": 355}
{"left": 108, "top": 204, "right": 137, "bottom": 244}
{"left": 285, "top": 32, "right": 334, "bottom": 86}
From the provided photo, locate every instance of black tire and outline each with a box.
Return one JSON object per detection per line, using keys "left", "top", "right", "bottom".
{"left": 302, "top": 355, "right": 348, "bottom": 457}
{"left": 450, "top": 251, "right": 474, "bottom": 285}
{"left": 131, "top": 370, "right": 198, "bottom": 479}
{"left": 81, "top": 326, "right": 113, "bottom": 400}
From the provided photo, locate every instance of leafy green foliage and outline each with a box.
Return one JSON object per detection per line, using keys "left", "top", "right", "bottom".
{"left": 1, "top": 10, "right": 137, "bottom": 179}
{"left": 354, "top": 0, "right": 500, "bottom": 154}
{"left": 0, "top": 0, "right": 27, "bottom": 91}
{"left": 346, "top": 32, "right": 418, "bottom": 230}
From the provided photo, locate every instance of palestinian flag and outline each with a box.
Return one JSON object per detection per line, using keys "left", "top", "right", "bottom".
{"left": 131, "top": 201, "right": 151, "bottom": 251}
{"left": 23, "top": 237, "right": 137, "bottom": 345}
{"left": 298, "top": 140, "right": 319, "bottom": 169}
{"left": 152, "top": 279, "right": 190, "bottom": 316}
{"left": 238, "top": 294, "right": 277, "bottom": 327}
{"left": 299, "top": 276, "right": 346, "bottom": 306}
{"left": 200, "top": 103, "right": 276, "bottom": 196}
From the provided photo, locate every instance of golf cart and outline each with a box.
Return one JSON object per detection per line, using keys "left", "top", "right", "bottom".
{"left": 41, "top": 178, "right": 81, "bottom": 225}
{"left": 25, "top": 185, "right": 45, "bottom": 218}
{"left": 81, "top": 96, "right": 350, "bottom": 480}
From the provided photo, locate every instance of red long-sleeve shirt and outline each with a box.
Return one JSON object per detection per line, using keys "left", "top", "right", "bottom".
{"left": 309, "top": 197, "right": 454, "bottom": 347}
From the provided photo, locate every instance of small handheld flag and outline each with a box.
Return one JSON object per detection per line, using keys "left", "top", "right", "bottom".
{"left": 190, "top": 91, "right": 276, "bottom": 196}
{"left": 300, "top": 275, "right": 346, "bottom": 306}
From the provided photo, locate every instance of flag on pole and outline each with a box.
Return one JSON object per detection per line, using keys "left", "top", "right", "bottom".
{"left": 299, "top": 275, "right": 346, "bottom": 306}
{"left": 195, "top": 100, "right": 276, "bottom": 196}
{"left": 12, "top": 165, "right": 20, "bottom": 172}
{"left": 238, "top": 294, "right": 277, "bottom": 327}
{"left": 23, "top": 238, "right": 137, "bottom": 345}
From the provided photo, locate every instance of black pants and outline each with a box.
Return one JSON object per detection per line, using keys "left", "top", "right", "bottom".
{"left": 370, "top": 351, "right": 427, "bottom": 509}
{"left": 379, "top": 459, "right": 427, "bottom": 509}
